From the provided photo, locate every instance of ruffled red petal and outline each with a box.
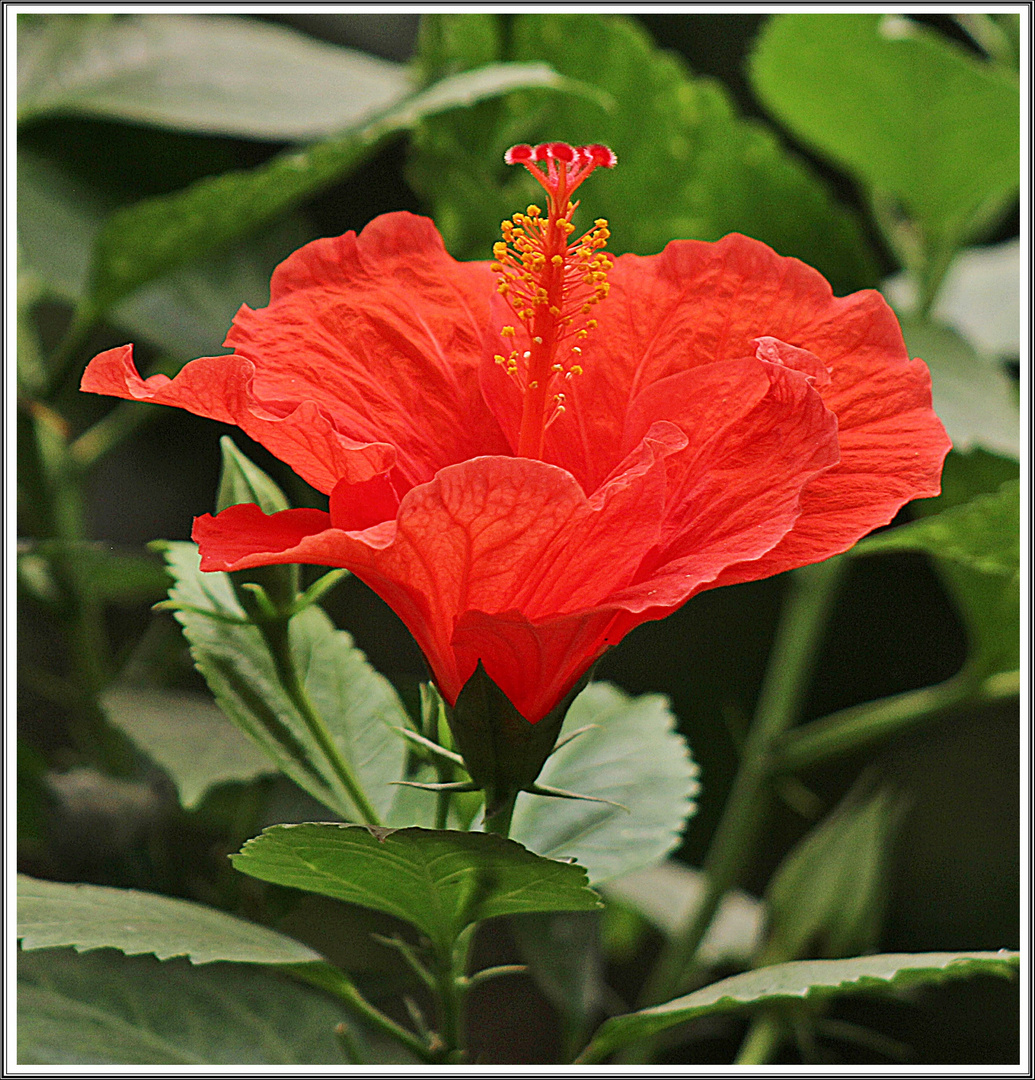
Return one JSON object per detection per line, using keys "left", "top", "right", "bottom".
{"left": 225, "top": 212, "right": 510, "bottom": 489}
{"left": 80, "top": 346, "right": 394, "bottom": 494}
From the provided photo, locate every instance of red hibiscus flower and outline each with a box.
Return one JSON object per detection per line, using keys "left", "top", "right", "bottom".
{"left": 82, "top": 142, "right": 950, "bottom": 725}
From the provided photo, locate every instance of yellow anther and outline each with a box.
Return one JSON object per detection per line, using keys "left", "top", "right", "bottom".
{"left": 527, "top": 205, "right": 541, "bottom": 217}
{"left": 571, "top": 346, "right": 582, "bottom": 355}
{"left": 587, "top": 320, "right": 598, "bottom": 330}
{"left": 551, "top": 255, "right": 563, "bottom": 265}
{"left": 501, "top": 325, "right": 516, "bottom": 337}
{"left": 549, "top": 306, "right": 561, "bottom": 317}
{"left": 533, "top": 336, "right": 543, "bottom": 345}
{"left": 570, "top": 365, "right": 583, "bottom": 376}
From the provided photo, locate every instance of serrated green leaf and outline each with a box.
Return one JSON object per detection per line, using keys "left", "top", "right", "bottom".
{"left": 410, "top": 13, "right": 879, "bottom": 294}
{"left": 17, "top": 947, "right": 350, "bottom": 1064}
{"left": 578, "top": 950, "right": 1019, "bottom": 1062}
{"left": 231, "top": 823, "right": 601, "bottom": 957}
{"left": 18, "top": 14, "right": 412, "bottom": 140}
{"left": 894, "top": 313, "right": 1019, "bottom": 458}
{"left": 102, "top": 684, "right": 276, "bottom": 809}
{"left": 509, "top": 683, "right": 699, "bottom": 885}
{"left": 17, "top": 874, "right": 320, "bottom": 965}
{"left": 603, "top": 861, "right": 763, "bottom": 965}
{"left": 160, "top": 541, "right": 408, "bottom": 823}
{"left": 750, "top": 15, "right": 1019, "bottom": 250}
{"left": 83, "top": 61, "right": 569, "bottom": 316}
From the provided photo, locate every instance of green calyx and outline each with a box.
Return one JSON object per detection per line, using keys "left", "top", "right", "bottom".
{"left": 444, "top": 663, "right": 589, "bottom": 821}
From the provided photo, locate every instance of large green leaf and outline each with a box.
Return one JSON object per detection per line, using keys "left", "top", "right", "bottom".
{"left": 750, "top": 15, "right": 1019, "bottom": 249}
{"left": 17, "top": 148, "right": 312, "bottom": 361}
{"left": 410, "top": 13, "right": 879, "bottom": 294}
{"left": 856, "top": 478, "right": 1019, "bottom": 577}
{"left": 18, "top": 13, "right": 413, "bottom": 140}
{"left": 17, "top": 874, "right": 320, "bottom": 965}
{"left": 161, "top": 541, "right": 409, "bottom": 823}
{"left": 18, "top": 947, "right": 349, "bottom": 1065}
{"left": 577, "top": 950, "right": 1020, "bottom": 1063}
{"left": 102, "top": 685, "right": 276, "bottom": 810}
{"left": 83, "top": 60, "right": 571, "bottom": 316}
{"left": 509, "top": 683, "right": 699, "bottom": 885}
{"left": 231, "top": 824, "right": 601, "bottom": 958}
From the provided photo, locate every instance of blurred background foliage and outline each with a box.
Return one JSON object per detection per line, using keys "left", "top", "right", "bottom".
{"left": 16, "top": 11, "right": 1020, "bottom": 1065}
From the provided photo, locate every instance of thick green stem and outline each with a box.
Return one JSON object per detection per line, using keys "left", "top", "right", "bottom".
{"left": 772, "top": 667, "right": 1019, "bottom": 774}
{"left": 259, "top": 619, "right": 383, "bottom": 827}
{"left": 735, "top": 1012, "right": 785, "bottom": 1065}
{"left": 637, "top": 557, "right": 846, "bottom": 1012}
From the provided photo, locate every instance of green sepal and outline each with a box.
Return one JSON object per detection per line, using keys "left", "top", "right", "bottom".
{"left": 444, "top": 662, "right": 588, "bottom": 819}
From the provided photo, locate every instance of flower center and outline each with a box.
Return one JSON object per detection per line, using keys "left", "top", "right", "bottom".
{"left": 493, "top": 142, "right": 616, "bottom": 459}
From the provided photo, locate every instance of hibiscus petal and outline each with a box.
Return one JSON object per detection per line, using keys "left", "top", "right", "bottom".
{"left": 451, "top": 606, "right": 624, "bottom": 725}
{"left": 225, "top": 212, "right": 510, "bottom": 488}
{"left": 192, "top": 440, "right": 681, "bottom": 719}
{"left": 80, "top": 345, "right": 394, "bottom": 494}
{"left": 603, "top": 357, "right": 840, "bottom": 614}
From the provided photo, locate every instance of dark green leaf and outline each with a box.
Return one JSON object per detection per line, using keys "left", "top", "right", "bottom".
{"left": 18, "top": 874, "right": 320, "bottom": 965}
{"left": 510, "top": 683, "right": 699, "bottom": 884}
{"left": 83, "top": 61, "right": 570, "bottom": 316}
{"left": 18, "top": 947, "right": 349, "bottom": 1064}
{"left": 18, "top": 14, "right": 412, "bottom": 140}
{"left": 511, "top": 911, "right": 605, "bottom": 1033}
{"left": 160, "top": 541, "right": 408, "bottom": 822}
{"left": 410, "top": 13, "right": 879, "bottom": 294}
{"left": 578, "top": 950, "right": 1019, "bottom": 1063}
{"left": 231, "top": 823, "right": 601, "bottom": 957}
{"left": 102, "top": 684, "right": 276, "bottom": 809}
{"left": 750, "top": 15, "right": 1019, "bottom": 249}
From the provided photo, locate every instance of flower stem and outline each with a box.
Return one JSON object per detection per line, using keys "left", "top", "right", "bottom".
{"left": 482, "top": 792, "right": 517, "bottom": 838}
{"left": 288, "top": 962, "right": 437, "bottom": 1063}
{"left": 772, "top": 667, "right": 1019, "bottom": 774}
{"left": 636, "top": 556, "right": 846, "bottom": 1012}
{"left": 258, "top": 618, "right": 383, "bottom": 827}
